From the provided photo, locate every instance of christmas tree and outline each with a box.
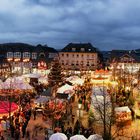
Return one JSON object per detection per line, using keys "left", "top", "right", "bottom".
{"left": 48, "top": 58, "right": 64, "bottom": 87}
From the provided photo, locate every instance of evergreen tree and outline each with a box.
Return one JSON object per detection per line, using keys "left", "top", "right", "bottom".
{"left": 48, "top": 58, "right": 64, "bottom": 87}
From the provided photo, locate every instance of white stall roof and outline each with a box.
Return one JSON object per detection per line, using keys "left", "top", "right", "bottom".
{"left": 115, "top": 106, "right": 131, "bottom": 113}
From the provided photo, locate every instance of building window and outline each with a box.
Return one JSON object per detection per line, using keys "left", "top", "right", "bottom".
{"left": 81, "top": 48, "right": 85, "bottom": 51}
{"left": 71, "top": 61, "right": 74, "bottom": 65}
{"left": 7, "top": 52, "right": 13, "bottom": 58}
{"left": 87, "top": 61, "right": 89, "bottom": 66}
{"left": 14, "top": 52, "right": 21, "bottom": 58}
{"left": 49, "top": 53, "right": 56, "bottom": 58}
{"left": 23, "top": 52, "right": 30, "bottom": 58}
{"left": 76, "top": 61, "right": 79, "bottom": 65}
{"left": 66, "top": 54, "right": 69, "bottom": 57}
{"left": 77, "top": 54, "right": 79, "bottom": 58}
{"left": 81, "top": 54, "right": 84, "bottom": 57}
{"left": 87, "top": 54, "right": 89, "bottom": 58}
{"left": 61, "top": 60, "right": 64, "bottom": 65}
{"left": 72, "top": 48, "right": 76, "bottom": 51}
{"left": 66, "top": 60, "right": 69, "bottom": 65}
{"left": 32, "top": 53, "right": 37, "bottom": 59}
{"left": 61, "top": 54, "right": 64, "bottom": 57}
{"left": 72, "top": 54, "right": 75, "bottom": 57}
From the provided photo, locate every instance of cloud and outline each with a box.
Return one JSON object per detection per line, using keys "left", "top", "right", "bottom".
{"left": 0, "top": 0, "right": 140, "bottom": 50}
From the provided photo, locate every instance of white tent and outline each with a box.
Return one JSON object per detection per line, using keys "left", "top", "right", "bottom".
{"left": 115, "top": 106, "right": 131, "bottom": 113}
{"left": 66, "top": 76, "right": 84, "bottom": 85}
{"left": 88, "top": 134, "right": 103, "bottom": 140}
{"left": 70, "top": 135, "right": 87, "bottom": 140}
{"left": 70, "top": 79, "right": 84, "bottom": 85}
{"left": 23, "top": 73, "right": 41, "bottom": 78}
{"left": 39, "top": 76, "right": 48, "bottom": 84}
{"left": 2, "top": 81, "right": 33, "bottom": 90}
{"left": 17, "top": 83, "right": 33, "bottom": 90}
{"left": 57, "top": 84, "right": 74, "bottom": 94}
{"left": 49, "top": 132, "right": 68, "bottom": 140}
{"left": 5, "top": 76, "right": 25, "bottom": 84}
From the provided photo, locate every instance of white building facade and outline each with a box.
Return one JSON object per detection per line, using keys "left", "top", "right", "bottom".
{"left": 59, "top": 43, "right": 99, "bottom": 71}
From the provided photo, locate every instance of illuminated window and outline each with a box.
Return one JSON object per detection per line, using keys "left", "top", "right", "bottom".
{"left": 81, "top": 48, "right": 85, "bottom": 51}
{"left": 32, "top": 53, "right": 37, "bottom": 59}
{"left": 23, "top": 52, "right": 30, "bottom": 58}
{"left": 72, "top": 48, "right": 76, "bottom": 51}
{"left": 14, "top": 52, "right": 21, "bottom": 58}
{"left": 7, "top": 52, "right": 13, "bottom": 58}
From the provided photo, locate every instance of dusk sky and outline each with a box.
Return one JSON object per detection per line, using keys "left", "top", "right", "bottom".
{"left": 0, "top": 0, "right": 140, "bottom": 50}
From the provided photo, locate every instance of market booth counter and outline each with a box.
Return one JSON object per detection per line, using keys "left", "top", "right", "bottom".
{"left": 115, "top": 106, "right": 132, "bottom": 126}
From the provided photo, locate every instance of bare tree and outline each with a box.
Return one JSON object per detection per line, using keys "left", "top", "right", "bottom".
{"left": 90, "top": 85, "right": 128, "bottom": 140}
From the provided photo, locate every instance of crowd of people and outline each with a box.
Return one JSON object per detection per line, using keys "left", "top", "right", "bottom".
{"left": 0, "top": 75, "right": 95, "bottom": 140}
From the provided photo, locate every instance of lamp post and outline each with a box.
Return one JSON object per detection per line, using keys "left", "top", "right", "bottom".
{"left": 77, "top": 103, "right": 82, "bottom": 134}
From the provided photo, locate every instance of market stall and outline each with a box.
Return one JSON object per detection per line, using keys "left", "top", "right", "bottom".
{"left": 56, "top": 84, "right": 74, "bottom": 99}
{"left": 49, "top": 132, "right": 67, "bottom": 140}
{"left": 0, "top": 101, "right": 19, "bottom": 119}
{"left": 66, "top": 76, "right": 84, "bottom": 86}
{"left": 88, "top": 134, "right": 103, "bottom": 140}
{"left": 93, "top": 69, "right": 111, "bottom": 78}
{"left": 115, "top": 106, "right": 132, "bottom": 126}
{"left": 34, "top": 96, "right": 50, "bottom": 108}
{"left": 70, "top": 135, "right": 87, "bottom": 140}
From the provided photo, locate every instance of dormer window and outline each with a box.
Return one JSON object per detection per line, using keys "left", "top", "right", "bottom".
{"left": 7, "top": 52, "right": 13, "bottom": 58}
{"left": 72, "top": 48, "right": 76, "bottom": 51}
{"left": 14, "top": 52, "right": 21, "bottom": 58}
{"left": 23, "top": 52, "right": 30, "bottom": 58}
{"left": 81, "top": 48, "right": 85, "bottom": 51}
{"left": 32, "top": 53, "right": 37, "bottom": 59}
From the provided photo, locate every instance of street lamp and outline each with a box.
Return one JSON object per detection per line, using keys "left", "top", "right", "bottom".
{"left": 77, "top": 103, "right": 82, "bottom": 134}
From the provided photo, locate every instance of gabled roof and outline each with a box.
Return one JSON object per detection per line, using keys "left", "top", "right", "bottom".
{"left": 36, "top": 44, "right": 58, "bottom": 53}
{"left": 61, "top": 43, "right": 97, "bottom": 53}
{"left": 110, "top": 50, "right": 140, "bottom": 63}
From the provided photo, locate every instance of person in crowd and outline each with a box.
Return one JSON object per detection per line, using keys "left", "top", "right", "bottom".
{"left": 33, "top": 109, "right": 37, "bottom": 120}
{"left": 10, "top": 124, "right": 15, "bottom": 138}
{"left": 22, "top": 121, "right": 27, "bottom": 138}
{"left": 14, "top": 128, "right": 20, "bottom": 140}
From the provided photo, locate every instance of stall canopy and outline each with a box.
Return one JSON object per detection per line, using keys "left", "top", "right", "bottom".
{"left": 66, "top": 76, "right": 84, "bottom": 85}
{"left": 57, "top": 84, "right": 74, "bottom": 99}
{"left": 70, "top": 135, "right": 87, "bottom": 140}
{"left": 115, "top": 106, "right": 131, "bottom": 113}
{"left": 0, "top": 101, "right": 18, "bottom": 119}
{"left": 23, "top": 73, "right": 41, "bottom": 78}
{"left": 2, "top": 81, "right": 33, "bottom": 90}
{"left": 49, "top": 132, "right": 68, "bottom": 140}
{"left": 57, "top": 84, "right": 74, "bottom": 94}
{"left": 88, "top": 134, "right": 103, "bottom": 140}
{"left": 38, "top": 76, "right": 48, "bottom": 84}
{"left": 94, "top": 69, "right": 109, "bottom": 74}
